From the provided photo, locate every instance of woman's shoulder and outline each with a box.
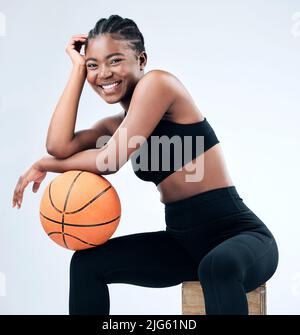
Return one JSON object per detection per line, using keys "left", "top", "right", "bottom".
{"left": 144, "top": 69, "right": 181, "bottom": 84}
{"left": 141, "top": 69, "right": 186, "bottom": 102}
{"left": 143, "top": 70, "right": 203, "bottom": 123}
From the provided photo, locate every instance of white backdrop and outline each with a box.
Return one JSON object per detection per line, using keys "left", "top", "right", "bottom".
{"left": 1, "top": 0, "right": 300, "bottom": 315}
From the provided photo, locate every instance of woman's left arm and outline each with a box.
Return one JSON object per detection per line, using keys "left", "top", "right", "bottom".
{"left": 35, "top": 149, "right": 113, "bottom": 175}
{"left": 12, "top": 147, "right": 117, "bottom": 209}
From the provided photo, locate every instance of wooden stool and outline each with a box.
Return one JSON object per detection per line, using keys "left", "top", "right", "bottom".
{"left": 182, "top": 281, "right": 266, "bottom": 315}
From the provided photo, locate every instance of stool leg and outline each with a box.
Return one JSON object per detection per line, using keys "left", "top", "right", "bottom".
{"left": 247, "top": 284, "right": 267, "bottom": 315}
{"left": 182, "top": 282, "right": 267, "bottom": 315}
{"left": 182, "top": 282, "right": 205, "bottom": 315}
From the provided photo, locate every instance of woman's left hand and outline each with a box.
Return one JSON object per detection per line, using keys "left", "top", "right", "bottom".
{"left": 12, "top": 162, "right": 47, "bottom": 209}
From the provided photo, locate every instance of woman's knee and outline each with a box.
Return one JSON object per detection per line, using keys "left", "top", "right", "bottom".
{"left": 70, "top": 250, "right": 89, "bottom": 275}
{"left": 70, "top": 245, "right": 114, "bottom": 282}
{"left": 70, "top": 248, "right": 100, "bottom": 277}
{"left": 198, "top": 249, "right": 243, "bottom": 285}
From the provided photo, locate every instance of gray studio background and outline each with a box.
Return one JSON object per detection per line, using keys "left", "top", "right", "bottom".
{"left": 1, "top": 0, "right": 300, "bottom": 315}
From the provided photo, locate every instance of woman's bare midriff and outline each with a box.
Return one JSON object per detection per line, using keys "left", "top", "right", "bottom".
{"left": 113, "top": 74, "right": 235, "bottom": 204}
{"left": 156, "top": 143, "right": 234, "bottom": 204}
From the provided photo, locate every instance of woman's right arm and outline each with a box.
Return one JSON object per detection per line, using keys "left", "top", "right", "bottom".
{"left": 46, "top": 34, "right": 111, "bottom": 159}
{"left": 46, "top": 63, "right": 87, "bottom": 158}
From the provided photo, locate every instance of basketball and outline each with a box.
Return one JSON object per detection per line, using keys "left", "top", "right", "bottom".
{"left": 39, "top": 170, "right": 121, "bottom": 250}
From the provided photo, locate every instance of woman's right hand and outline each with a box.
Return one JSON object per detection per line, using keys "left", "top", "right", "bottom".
{"left": 12, "top": 162, "right": 47, "bottom": 209}
{"left": 66, "top": 34, "right": 88, "bottom": 66}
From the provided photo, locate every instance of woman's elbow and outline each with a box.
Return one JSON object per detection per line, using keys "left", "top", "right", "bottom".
{"left": 46, "top": 145, "right": 70, "bottom": 159}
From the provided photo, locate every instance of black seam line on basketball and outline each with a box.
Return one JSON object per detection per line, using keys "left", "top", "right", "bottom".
{"left": 52, "top": 171, "right": 84, "bottom": 249}
{"left": 39, "top": 211, "right": 121, "bottom": 227}
{"left": 63, "top": 172, "right": 84, "bottom": 248}
{"left": 62, "top": 212, "right": 68, "bottom": 249}
{"left": 64, "top": 185, "right": 112, "bottom": 214}
{"left": 48, "top": 231, "right": 98, "bottom": 247}
{"left": 48, "top": 173, "right": 112, "bottom": 214}
{"left": 48, "top": 181, "right": 61, "bottom": 212}
{"left": 48, "top": 171, "right": 84, "bottom": 214}
{"left": 63, "top": 171, "right": 84, "bottom": 211}
{"left": 49, "top": 180, "right": 68, "bottom": 248}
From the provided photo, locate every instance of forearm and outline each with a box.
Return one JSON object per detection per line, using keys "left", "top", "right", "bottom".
{"left": 35, "top": 149, "right": 117, "bottom": 176}
{"left": 45, "top": 64, "right": 87, "bottom": 153}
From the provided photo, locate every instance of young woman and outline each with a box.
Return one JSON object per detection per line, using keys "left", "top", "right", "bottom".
{"left": 12, "top": 15, "right": 279, "bottom": 315}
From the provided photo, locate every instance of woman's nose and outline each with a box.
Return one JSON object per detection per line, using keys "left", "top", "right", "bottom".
{"left": 98, "top": 65, "right": 113, "bottom": 78}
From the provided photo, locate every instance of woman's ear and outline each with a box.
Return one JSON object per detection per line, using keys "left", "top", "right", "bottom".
{"left": 139, "top": 51, "right": 147, "bottom": 70}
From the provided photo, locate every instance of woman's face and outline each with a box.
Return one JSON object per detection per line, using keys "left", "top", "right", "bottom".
{"left": 85, "top": 34, "right": 147, "bottom": 105}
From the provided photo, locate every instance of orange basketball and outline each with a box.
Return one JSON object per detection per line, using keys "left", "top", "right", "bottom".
{"left": 39, "top": 170, "right": 121, "bottom": 250}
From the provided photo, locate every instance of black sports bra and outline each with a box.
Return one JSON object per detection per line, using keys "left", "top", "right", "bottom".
{"left": 127, "top": 111, "right": 220, "bottom": 186}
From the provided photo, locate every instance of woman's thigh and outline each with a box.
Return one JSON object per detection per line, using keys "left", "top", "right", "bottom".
{"left": 198, "top": 230, "right": 279, "bottom": 292}
{"left": 71, "top": 230, "right": 199, "bottom": 288}
{"left": 237, "top": 231, "right": 279, "bottom": 291}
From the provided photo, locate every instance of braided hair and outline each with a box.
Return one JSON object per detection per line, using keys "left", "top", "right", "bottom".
{"left": 85, "top": 15, "right": 145, "bottom": 58}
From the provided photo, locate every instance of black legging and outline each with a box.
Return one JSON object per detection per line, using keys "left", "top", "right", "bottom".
{"left": 69, "top": 186, "right": 279, "bottom": 315}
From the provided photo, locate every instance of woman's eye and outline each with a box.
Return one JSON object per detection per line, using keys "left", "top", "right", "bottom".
{"left": 86, "top": 59, "right": 122, "bottom": 69}
{"left": 111, "top": 58, "right": 122, "bottom": 64}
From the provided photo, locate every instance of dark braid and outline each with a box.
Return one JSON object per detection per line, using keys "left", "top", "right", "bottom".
{"left": 85, "top": 15, "right": 145, "bottom": 56}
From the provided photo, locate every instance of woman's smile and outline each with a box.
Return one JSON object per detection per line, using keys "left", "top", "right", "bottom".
{"left": 98, "top": 80, "right": 122, "bottom": 94}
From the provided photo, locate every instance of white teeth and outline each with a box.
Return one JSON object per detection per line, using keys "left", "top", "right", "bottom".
{"left": 101, "top": 81, "right": 120, "bottom": 89}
